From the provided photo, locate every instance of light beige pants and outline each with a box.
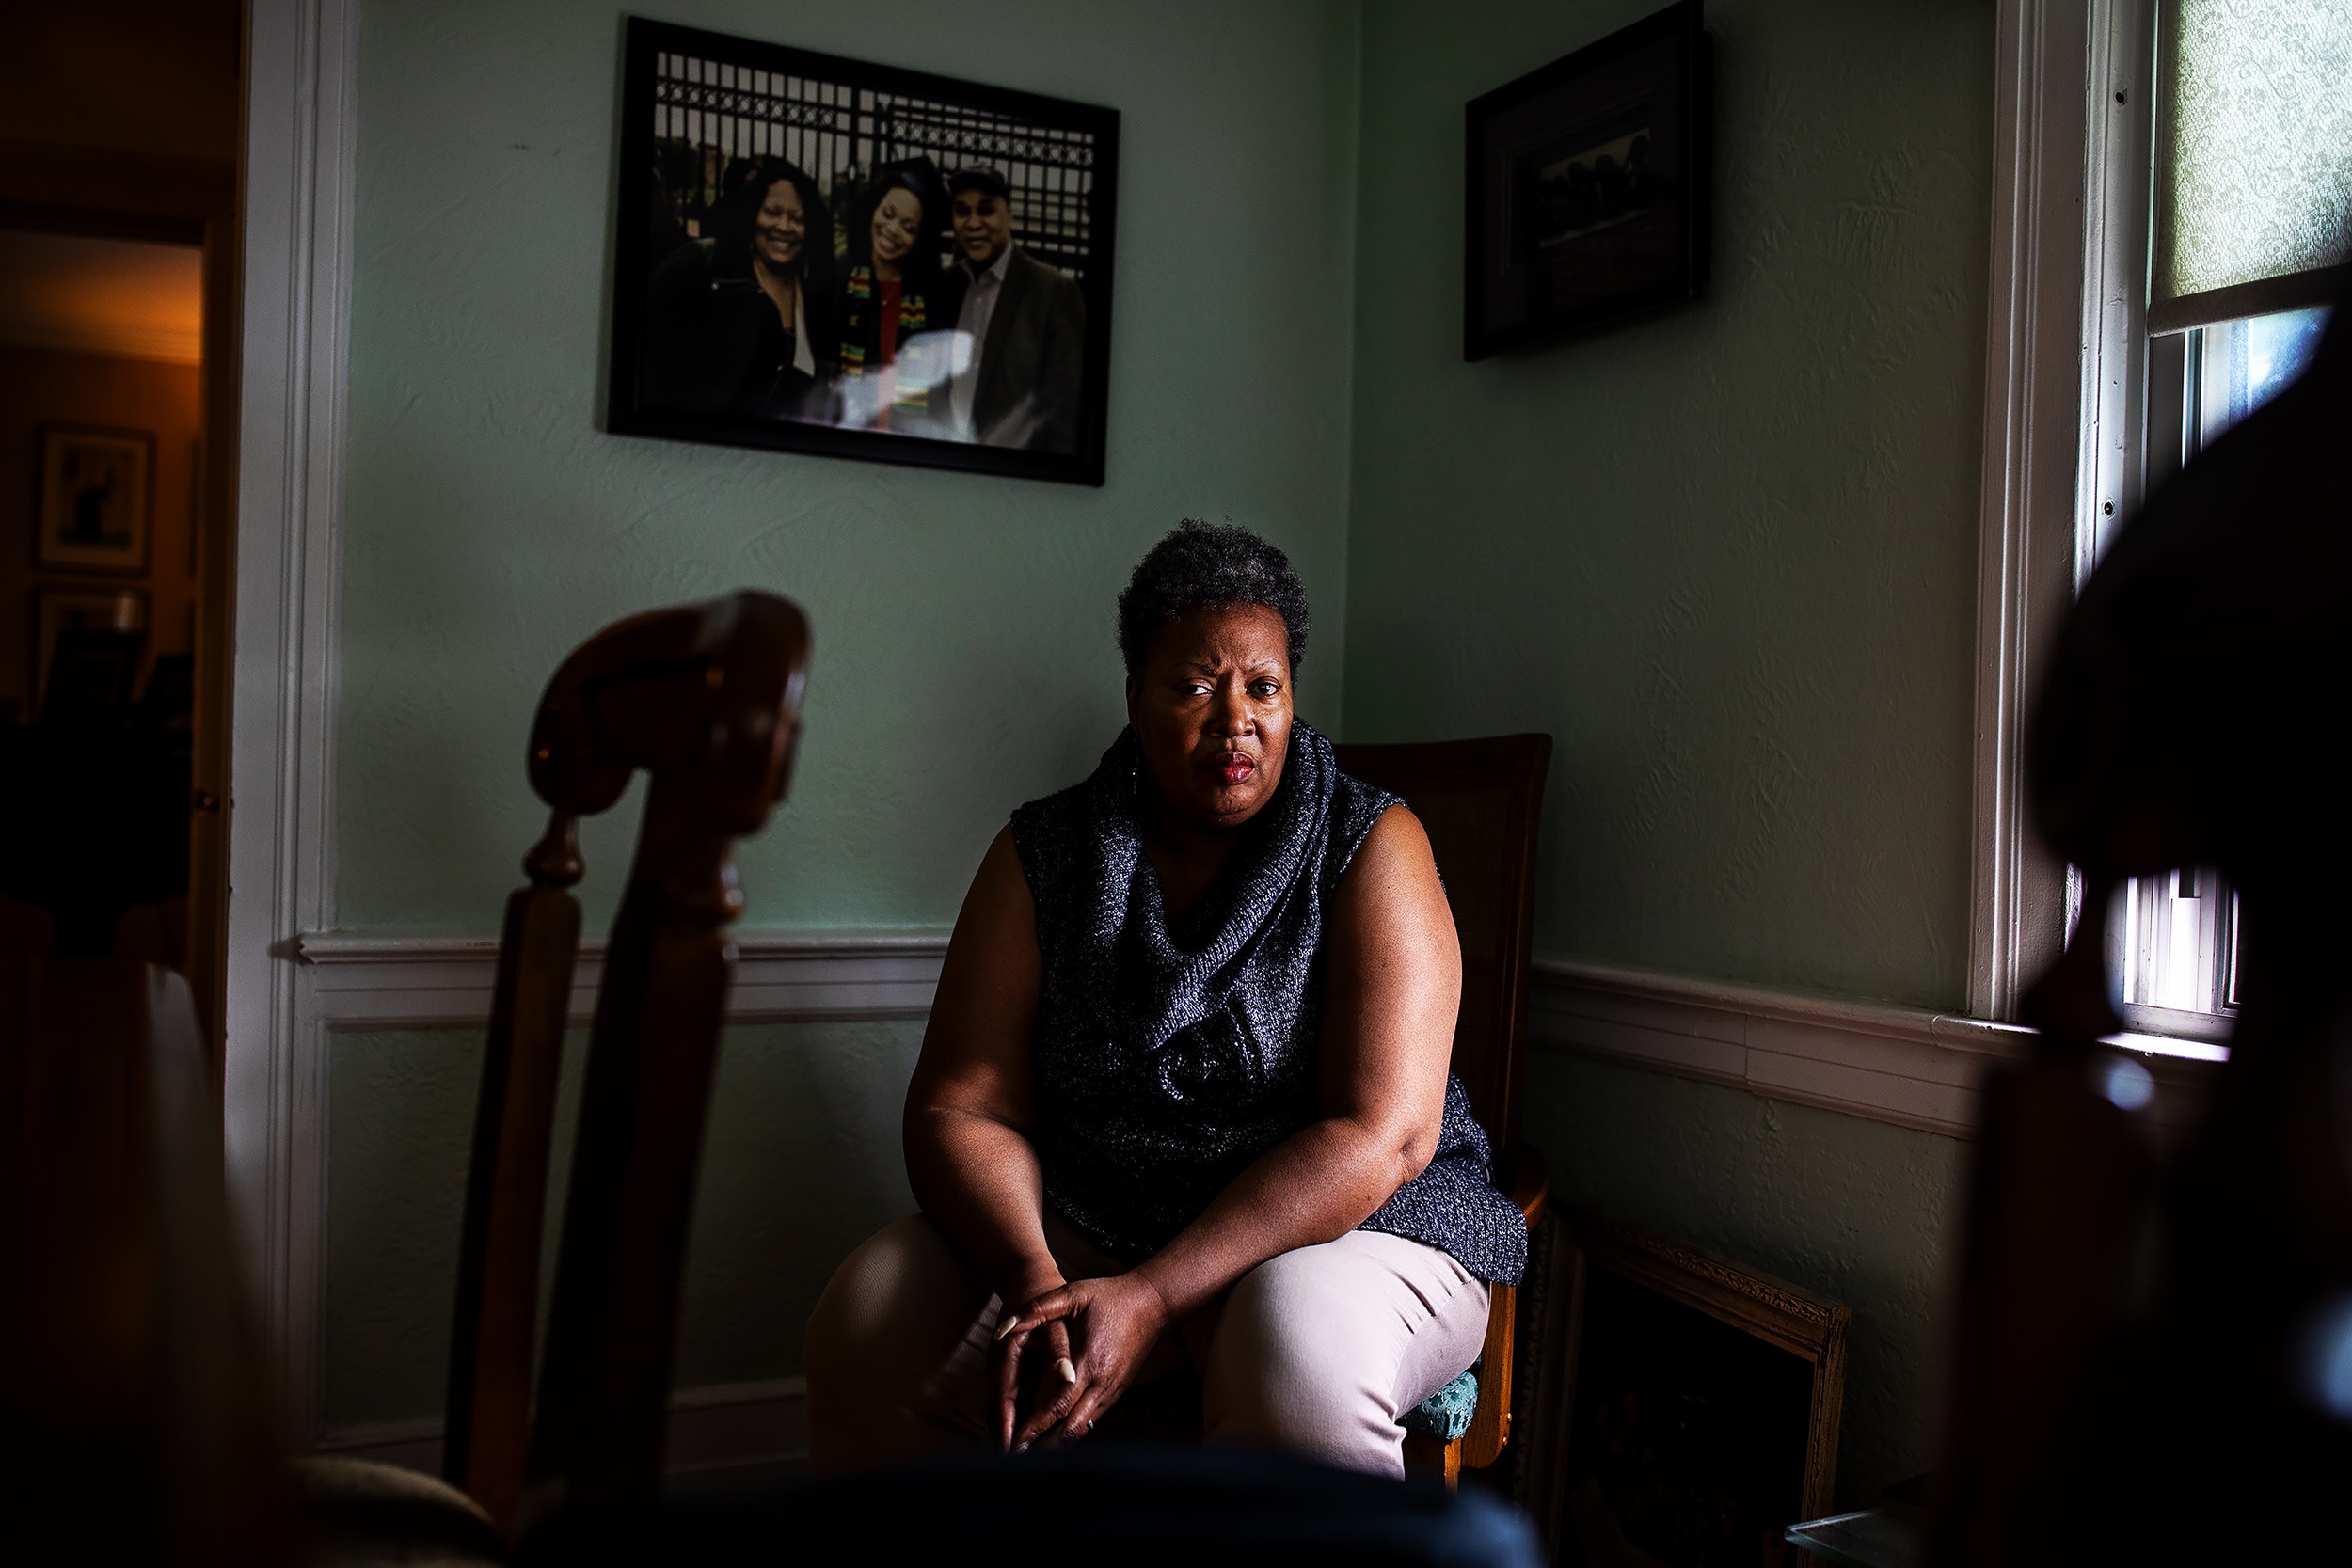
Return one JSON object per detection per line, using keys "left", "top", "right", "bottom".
{"left": 804, "top": 1212, "right": 1489, "bottom": 1479}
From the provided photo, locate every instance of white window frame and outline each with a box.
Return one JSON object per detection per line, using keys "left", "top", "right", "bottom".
{"left": 1969, "top": 0, "right": 2171, "bottom": 1028}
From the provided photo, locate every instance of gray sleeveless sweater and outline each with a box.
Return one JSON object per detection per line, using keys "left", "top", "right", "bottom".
{"left": 1009, "top": 721, "right": 1526, "bottom": 1286}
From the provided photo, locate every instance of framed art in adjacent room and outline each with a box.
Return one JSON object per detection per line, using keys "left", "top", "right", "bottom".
{"left": 609, "top": 18, "right": 1121, "bottom": 485}
{"left": 1519, "top": 1208, "right": 1848, "bottom": 1567}
{"left": 1464, "top": 0, "right": 1711, "bottom": 360}
{"left": 36, "top": 425, "right": 154, "bottom": 574}
{"left": 32, "top": 586, "right": 149, "bottom": 721}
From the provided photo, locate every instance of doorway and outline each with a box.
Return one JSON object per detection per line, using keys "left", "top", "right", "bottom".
{"left": 0, "top": 227, "right": 205, "bottom": 957}
{"left": 0, "top": 0, "right": 245, "bottom": 1066}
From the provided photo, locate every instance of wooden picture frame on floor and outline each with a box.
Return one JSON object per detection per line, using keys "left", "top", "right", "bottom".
{"left": 1514, "top": 1206, "right": 1850, "bottom": 1566}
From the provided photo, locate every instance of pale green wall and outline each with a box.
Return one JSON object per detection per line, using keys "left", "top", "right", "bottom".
{"left": 1343, "top": 0, "right": 1994, "bottom": 1510}
{"left": 1344, "top": 0, "right": 1993, "bottom": 1009}
{"left": 329, "top": 0, "right": 1362, "bottom": 1427}
{"left": 340, "top": 0, "right": 1363, "bottom": 934}
{"left": 326, "top": 1019, "right": 922, "bottom": 1428}
{"left": 330, "top": 0, "right": 1998, "bottom": 1494}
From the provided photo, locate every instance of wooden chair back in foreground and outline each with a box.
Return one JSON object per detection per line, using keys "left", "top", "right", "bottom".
{"left": 2, "top": 960, "right": 289, "bottom": 1568}
{"left": 1332, "top": 733, "right": 1552, "bottom": 1486}
{"left": 298, "top": 591, "right": 809, "bottom": 1561}
{"left": 519, "top": 591, "right": 808, "bottom": 1520}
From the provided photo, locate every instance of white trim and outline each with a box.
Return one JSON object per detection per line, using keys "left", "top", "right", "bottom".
{"left": 229, "top": 0, "right": 359, "bottom": 1452}
{"left": 1531, "top": 957, "right": 2215, "bottom": 1141}
{"left": 1967, "top": 0, "right": 2097, "bottom": 1022}
{"left": 317, "top": 1377, "right": 809, "bottom": 1491}
{"left": 296, "top": 928, "right": 952, "bottom": 1028}
{"left": 294, "top": 927, "right": 2212, "bottom": 1148}
{"left": 2077, "top": 0, "right": 2156, "bottom": 568}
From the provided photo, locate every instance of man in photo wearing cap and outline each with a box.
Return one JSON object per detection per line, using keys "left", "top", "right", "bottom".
{"left": 945, "top": 167, "right": 1087, "bottom": 454}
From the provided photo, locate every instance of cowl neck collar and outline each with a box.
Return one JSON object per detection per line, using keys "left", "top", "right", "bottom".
{"left": 1087, "top": 721, "right": 1338, "bottom": 1055}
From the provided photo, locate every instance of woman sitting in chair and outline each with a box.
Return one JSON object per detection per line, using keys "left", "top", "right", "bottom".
{"left": 805, "top": 522, "right": 1524, "bottom": 1477}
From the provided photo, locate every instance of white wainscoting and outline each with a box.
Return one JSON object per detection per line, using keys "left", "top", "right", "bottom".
{"left": 297, "top": 930, "right": 2217, "bottom": 1479}
{"left": 1530, "top": 957, "right": 2217, "bottom": 1141}
{"left": 294, "top": 928, "right": 949, "bottom": 1476}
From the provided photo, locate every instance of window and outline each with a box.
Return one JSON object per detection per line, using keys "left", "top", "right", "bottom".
{"left": 2098, "top": 0, "right": 2347, "bottom": 1045}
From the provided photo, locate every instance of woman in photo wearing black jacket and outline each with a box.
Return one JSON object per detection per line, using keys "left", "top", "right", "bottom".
{"left": 641, "top": 158, "right": 835, "bottom": 420}
{"left": 830, "top": 158, "right": 963, "bottom": 437}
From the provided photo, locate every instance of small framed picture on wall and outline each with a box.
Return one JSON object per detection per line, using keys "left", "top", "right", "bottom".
{"left": 36, "top": 425, "right": 155, "bottom": 574}
{"left": 32, "top": 585, "right": 149, "bottom": 721}
{"left": 608, "top": 18, "right": 1121, "bottom": 486}
{"left": 1464, "top": 1, "right": 1711, "bottom": 360}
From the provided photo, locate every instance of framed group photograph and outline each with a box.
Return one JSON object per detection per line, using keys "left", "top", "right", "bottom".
{"left": 609, "top": 18, "right": 1120, "bottom": 485}
{"left": 1513, "top": 1207, "right": 1849, "bottom": 1567}
{"left": 36, "top": 424, "right": 153, "bottom": 574}
{"left": 1465, "top": 1, "right": 1711, "bottom": 360}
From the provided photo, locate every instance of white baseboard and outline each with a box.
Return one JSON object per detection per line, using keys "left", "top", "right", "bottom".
{"left": 313, "top": 1377, "right": 809, "bottom": 1492}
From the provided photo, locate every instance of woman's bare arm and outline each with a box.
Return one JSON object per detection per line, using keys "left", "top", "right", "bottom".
{"left": 1001, "top": 803, "right": 1462, "bottom": 1445}
{"left": 902, "top": 826, "right": 1062, "bottom": 1307}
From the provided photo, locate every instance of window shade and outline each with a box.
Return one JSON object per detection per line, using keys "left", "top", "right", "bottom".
{"left": 2153, "top": 0, "right": 2352, "bottom": 333}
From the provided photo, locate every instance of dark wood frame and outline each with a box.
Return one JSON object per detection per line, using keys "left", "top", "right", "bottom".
{"left": 607, "top": 17, "right": 1121, "bottom": 486}
{"left": 1515, "top": 1205, "right": 1850, "bottom": 1559}
{"left": 34, "top": 423, "right": 156, "bottom": 575}
{"left": 1463, "top": 0, "right": 1711, "bottom": 360}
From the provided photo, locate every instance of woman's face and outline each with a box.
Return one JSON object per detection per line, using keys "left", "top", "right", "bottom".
{"left": 753, "top": 181, "right": 806, "bottom": 270}
{"left": 870, "top": 186, "right": 924, "bottom": 264}
{"left": 1127, "top": 603, "right": 1293, "bottom": 833}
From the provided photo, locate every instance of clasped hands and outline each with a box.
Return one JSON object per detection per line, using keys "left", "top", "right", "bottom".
{"left": 991, "top": 1268, "right": 1178, "bottom": 1452}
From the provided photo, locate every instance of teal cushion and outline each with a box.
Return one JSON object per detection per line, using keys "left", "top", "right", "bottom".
{"left": 1403, "top": 1368, "right": 1479, "bottom": 1442}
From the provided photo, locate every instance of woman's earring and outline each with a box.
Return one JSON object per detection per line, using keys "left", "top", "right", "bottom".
{"left": 1129, "top": 760, "right": 1138, "bottom": 799}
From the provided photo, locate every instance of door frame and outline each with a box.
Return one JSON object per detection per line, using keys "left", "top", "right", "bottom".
{"left": 225, "top": 0, "right": 357, "bottom": 1442}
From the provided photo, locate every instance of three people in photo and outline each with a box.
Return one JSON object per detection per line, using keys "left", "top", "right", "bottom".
{"left": 640, "top": 153, "right": 1086, "bottom": 453}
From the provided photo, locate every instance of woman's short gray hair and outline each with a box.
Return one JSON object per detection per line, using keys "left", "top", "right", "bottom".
{"left": 1117, "top": 520, "right": 1311, "bottom": 677}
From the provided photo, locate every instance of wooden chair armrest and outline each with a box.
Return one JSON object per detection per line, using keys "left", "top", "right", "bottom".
{"left": 1506, "top": 1140, "right": 1549, "bottom": 1227}
{"left": 1459, "top": 1141, "right": 1547, "bottom": 1472}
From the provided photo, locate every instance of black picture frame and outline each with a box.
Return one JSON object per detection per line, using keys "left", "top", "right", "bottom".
{"left": 609, "top": 18, "right": 1120, "bottom": 485}
{"left": 1464, "top": 1, "right": 1711, "bottom": 360}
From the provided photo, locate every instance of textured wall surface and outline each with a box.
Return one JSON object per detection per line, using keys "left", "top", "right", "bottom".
{"left": 325, "top": 1019, "right": 922, "bottom": 1429}
{"left": 329, "top": 0, "right": 1360, "bottom": 1430}
{"left": 1344, "top": 0, "right": 1994, "bottom": 1008}
{"left": 1343, "top": 0, "right": 1994, "bottom": 1511}
{"left": 1527, "top": 1051, "right": 1965, "bottom": 1507}
{"left": 341, "top": 0, "right": 1362, "bottom": 933}
{"left": 329, "top": 0, "right": 2000, "bottom": 1481}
